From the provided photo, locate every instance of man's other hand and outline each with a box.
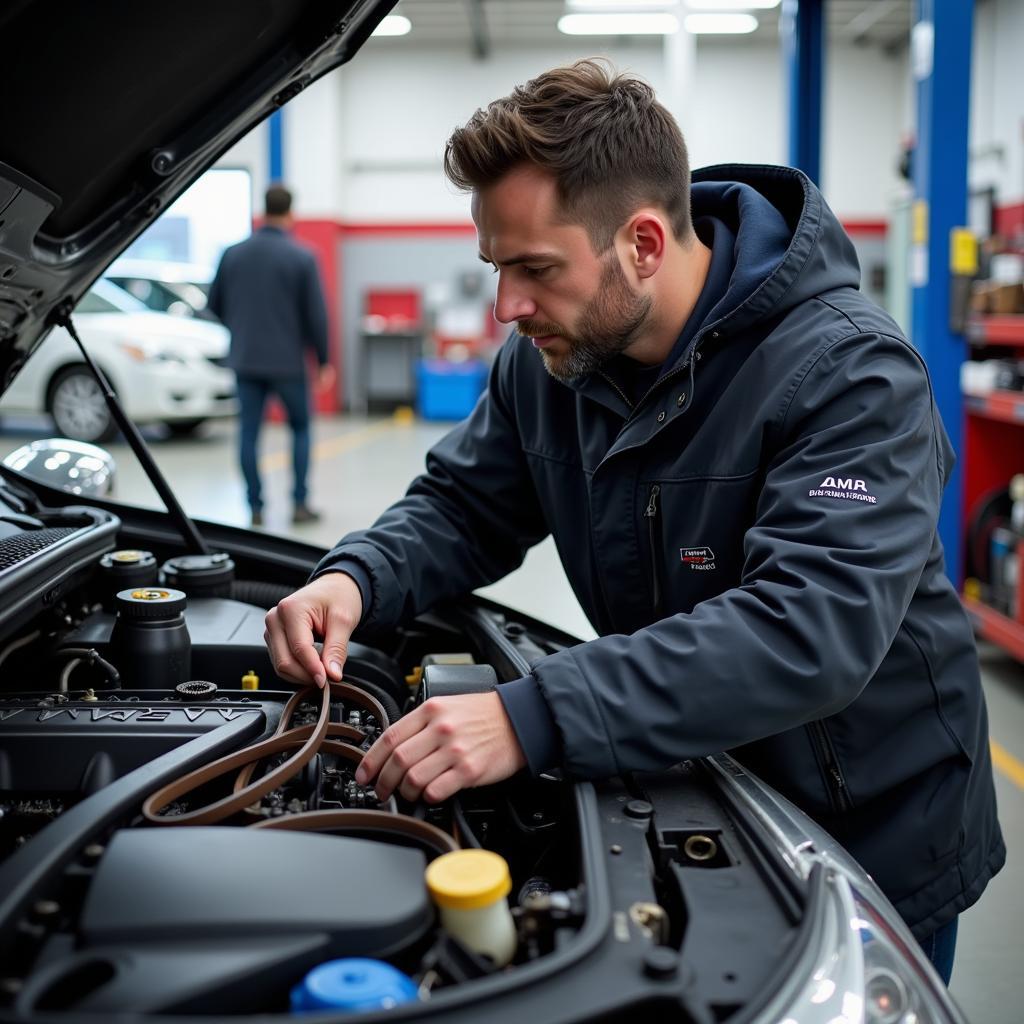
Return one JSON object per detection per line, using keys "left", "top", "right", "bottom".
{"left": 355, "top": 692, "right": 528, "bottom": 803}
{"left": 264, "top": 572, "right": 362, "bottom": 688}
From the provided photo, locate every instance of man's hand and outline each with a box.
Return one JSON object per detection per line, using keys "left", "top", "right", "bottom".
{"left": 264, "top": 573, "right": 362, "bottom": 688}
{"left": 317, "top": 364, "right": 336, "bottom": 391}
{"left": 355, "top": 692, "right": 527, "bottom": 803}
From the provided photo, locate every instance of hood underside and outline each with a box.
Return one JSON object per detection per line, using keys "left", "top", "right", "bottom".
{"left": 0, "top": 0, "right": 395, "bottom": 390}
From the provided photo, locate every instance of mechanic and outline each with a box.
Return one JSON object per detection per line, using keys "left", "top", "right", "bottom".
{"left": 264, "top": 60, "right": 1004, "bottom": 982}
{"left": 208, "top": 183, "right": 334, "bottom": 527}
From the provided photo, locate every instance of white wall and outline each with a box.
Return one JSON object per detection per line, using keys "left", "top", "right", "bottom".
{"left": 970, "top": 0, "right": 1024, "bottom": 207}
{"left": 216, "top": 125, "right": 268, "bottom": 217}
{"left": 214, "top": 8, "right": 1020, "bottom": 226}
{"left": 331, "top": 42, "right": 673, "bottom": 223}
{"left": 823, "top": 43, "right": 909, "bottom": 219}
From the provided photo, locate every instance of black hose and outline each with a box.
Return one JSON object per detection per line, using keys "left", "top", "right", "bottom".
{"left": 228, "top": 580, "right": 405, "bottom": 721}
{"left": 452, "top": 796, "right": 483, "bottom": 849}
{"left": 231, "top": 579, "right": 294, "bottom": 609}
{"left": 352, "top": 677, "right": 402, "bottom": 726}
{"left": 54, "top": 647, "right": 121, "bottom": 689}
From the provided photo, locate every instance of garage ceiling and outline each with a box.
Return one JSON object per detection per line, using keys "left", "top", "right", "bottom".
{"left": 383, "top": 1, "right": 914, "bottom": 54}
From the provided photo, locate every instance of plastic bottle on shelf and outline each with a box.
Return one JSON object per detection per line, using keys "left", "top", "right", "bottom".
{"left": 1010, "top": 474, "right": 1024, "bottom": 536}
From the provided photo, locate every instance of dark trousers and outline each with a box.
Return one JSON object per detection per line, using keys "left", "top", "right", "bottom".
{"left": 236, "top": 374, "right": 311, "bottom": 512}
{"left": 919, "top": 916, "right": 958, "bottom": 985}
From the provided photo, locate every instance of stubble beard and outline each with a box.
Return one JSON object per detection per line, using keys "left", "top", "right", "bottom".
{"left": 519, "top": 256, "right": 653, "bottom": 384}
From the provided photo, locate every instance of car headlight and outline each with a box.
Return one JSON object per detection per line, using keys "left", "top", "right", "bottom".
{"left": 117, "top": 341, "right": 189, "bottom": 365}
{"left": 775, "top": 867, "right": 963, "bottom": 1024}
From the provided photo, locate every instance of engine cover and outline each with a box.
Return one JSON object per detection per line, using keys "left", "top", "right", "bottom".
{"left": 80, "top": 827, "right": 432, "bottom": 956}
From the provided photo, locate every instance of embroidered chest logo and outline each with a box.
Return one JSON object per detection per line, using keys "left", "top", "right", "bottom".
{"left": 809, "top": 476, "right": 878, "bottom": 505}
{"left": 680, "top": 546, "right": 716, "bottom": 571}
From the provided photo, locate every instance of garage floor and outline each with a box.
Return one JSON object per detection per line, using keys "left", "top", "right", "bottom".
{"left": 2, "top": 411, "right": 1020, "bottom": 1021}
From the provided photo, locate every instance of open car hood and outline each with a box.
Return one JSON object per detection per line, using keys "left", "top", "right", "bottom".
{"left": 0, "top": 0, "right": 396, "bottom": 393}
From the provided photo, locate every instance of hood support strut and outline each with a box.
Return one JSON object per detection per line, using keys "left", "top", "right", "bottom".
{"left": 50, "top": 300, "right": 210, "bottom": 555}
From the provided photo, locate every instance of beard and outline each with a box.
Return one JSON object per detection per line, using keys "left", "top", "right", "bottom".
{"left": 517, "top": 255, "right": 652, "bottom": 383}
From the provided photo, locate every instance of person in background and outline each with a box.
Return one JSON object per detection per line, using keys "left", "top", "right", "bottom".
{"left": 208, "top": 183, "right": 334, "bottom": 526}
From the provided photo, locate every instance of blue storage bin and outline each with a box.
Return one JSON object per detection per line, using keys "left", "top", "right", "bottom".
{"left": 416, "top": 359, "right": 487, "bottom": 420}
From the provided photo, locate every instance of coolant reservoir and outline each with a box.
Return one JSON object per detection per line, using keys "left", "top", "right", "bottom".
{"left": 425, "top": 850, "right": 517, "bottom": 966}
{"left": 289, "top": 959, "right": 417, "bottom": 1013}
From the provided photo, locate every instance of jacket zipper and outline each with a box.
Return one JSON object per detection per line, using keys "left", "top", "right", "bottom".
{"left": 807, "top": 720, "right": 853, "bottom": 814}
{"left": 598, "top": 371, "right": 633, "bottom": 411}
{"left": 645, "top": 484, "right": 662, "bottom": 616}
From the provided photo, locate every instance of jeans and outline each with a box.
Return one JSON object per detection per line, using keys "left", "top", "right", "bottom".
{"left": 236, "top": 374, "right": 311, "bottom": 511}
{"left": 918, "top": 916, "right": 958, "bottom": 985}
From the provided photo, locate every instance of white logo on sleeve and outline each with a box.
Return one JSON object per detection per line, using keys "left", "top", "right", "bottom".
{"left": 809, "top": 476, "right": 877, "bottom": 504}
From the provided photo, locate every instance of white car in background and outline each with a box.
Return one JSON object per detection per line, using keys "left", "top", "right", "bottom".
{"left": 0, "top": 278, "right": 236, "bottom": 442}
{"left": 105, "top": 257, "right": 216, "bottom": 320}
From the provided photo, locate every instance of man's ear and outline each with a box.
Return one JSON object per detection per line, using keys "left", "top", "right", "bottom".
{"left": 623, "top": 212, "right": 668, "bottom": 281}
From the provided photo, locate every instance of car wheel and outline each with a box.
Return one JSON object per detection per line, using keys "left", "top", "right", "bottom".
{"left": 164, "top": 418, "right": 207, "bottom": 437}
{"left": 46, "top": 366, "right": 117, "bottom": 443}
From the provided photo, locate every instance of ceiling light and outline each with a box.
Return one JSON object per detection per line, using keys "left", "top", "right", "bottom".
{"left": 683, "top": 13, "right": 759, "bottom": 33}
{"left": 685, "top": 0, "right": 779, "bottom": 8}
{"left": 567, "top": 1, "right": 677, "bottom": 7}
{"left": 372, "top": 14, "right": 412, "bottom": 37}
{"left": 558, "top": 13, "right": 679, "bottom": 34}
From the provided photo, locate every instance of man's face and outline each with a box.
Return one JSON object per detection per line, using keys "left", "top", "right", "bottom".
{"left": 473, "top": 165, "right": 652, "bottom": 382}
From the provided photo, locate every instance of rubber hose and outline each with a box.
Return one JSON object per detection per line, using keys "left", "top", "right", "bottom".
{"left": 354, "top": 678, "right": 403, "bottom": 725}
{"left": 229, "top": 581, "right": 406, "bottom": 715}
{"left": 231, "top": 579, "right": 294, "bottom": 609}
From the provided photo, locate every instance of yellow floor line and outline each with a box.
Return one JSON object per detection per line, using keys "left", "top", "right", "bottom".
{"left": 991, "top": 740, "right": 1024, "bottom": 791}
{"left": 259, "top": 416, "right": 405, "bottom": 473}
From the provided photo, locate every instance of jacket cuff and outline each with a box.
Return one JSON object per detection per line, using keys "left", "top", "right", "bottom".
{"left": 311, "top": 562, "right": 372, "bottom": 626}
{"left": 497, "top": 676, "right": 562, "bottom": 776}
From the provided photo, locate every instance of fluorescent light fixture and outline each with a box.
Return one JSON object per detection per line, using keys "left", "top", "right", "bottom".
{"left": 685, "top": 0, "right": 779, "bottom": 8}
{"left": 684, "top": 12, "right": 758, "bottom": 33}
{"left": 372, "top": 14, "right": 412, "bottom": 36}
{"left": 567, "top": 0, "right": 677, "bottom": 7}
{"left": 558, "top": 13, "right": 679, "bottom": 34}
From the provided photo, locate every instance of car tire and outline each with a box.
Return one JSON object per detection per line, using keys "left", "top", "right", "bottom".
{"left": 164, "top": 418, "right": 207, "bottom": 437}
{"left": 46, "top": 365, "right": 117, "bottom": 443}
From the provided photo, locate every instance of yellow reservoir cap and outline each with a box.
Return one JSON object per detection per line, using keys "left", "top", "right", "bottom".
{"left": 425, "top": 850, "right": 511, "bottom": 911}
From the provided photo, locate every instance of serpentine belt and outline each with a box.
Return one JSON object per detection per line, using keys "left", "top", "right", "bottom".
{"left": 139, "top": 681, "right": 458, "bottom": 853}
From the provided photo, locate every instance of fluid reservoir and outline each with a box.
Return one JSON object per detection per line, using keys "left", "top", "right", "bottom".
{"left": 289, "top": 959, "right": 418, "bottom": 1014}
{"left": 159, "top": 552, "right": 235, "bottom": 598}
{"left": 109, "top": 588, "right": 191, "bottom": 690}
{"left": 98, "top": 549, "right": 159, "bottom": 605}
{"left": 425, "top": 849, "right": 517, "bottom": 966}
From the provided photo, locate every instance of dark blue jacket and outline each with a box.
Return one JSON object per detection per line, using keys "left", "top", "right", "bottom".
{"left": 208, "top": 225, "right": 328, "bottom": 378}
{"left": 316, "top": 165, "right": 1004, "bottom": 939}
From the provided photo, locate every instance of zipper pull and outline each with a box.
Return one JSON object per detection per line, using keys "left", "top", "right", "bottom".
{"left": 645, "top": 484, "right": 660, "bottom": 517}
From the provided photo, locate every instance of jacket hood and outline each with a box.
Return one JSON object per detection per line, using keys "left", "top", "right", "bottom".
{"left": 690, "top": 164, "right": 862, "bottom": 337}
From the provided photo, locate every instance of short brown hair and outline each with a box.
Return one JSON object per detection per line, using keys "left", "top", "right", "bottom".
{"left": 444, "top": 59, "right": 692, "bottom": 250}
{"left": 264, "top": 184, "right": 293, "bottom": 217}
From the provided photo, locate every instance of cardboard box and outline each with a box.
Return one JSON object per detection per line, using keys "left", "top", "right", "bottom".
{"left": 989, "top": 282, "right": 1024, "bottom": 315}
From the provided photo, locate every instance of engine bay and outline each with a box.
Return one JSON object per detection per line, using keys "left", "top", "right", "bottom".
{"left": 0, "top": 480, "right": 803, "bottom": 1022}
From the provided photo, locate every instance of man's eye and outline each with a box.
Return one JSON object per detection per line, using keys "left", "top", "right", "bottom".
{"left": 524, "top": 266, "right": 552, "bottom": 278}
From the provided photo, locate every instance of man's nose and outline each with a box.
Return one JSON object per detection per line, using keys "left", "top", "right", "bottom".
{"left": 493, "top": 276, "right": 536, "bottom": 324}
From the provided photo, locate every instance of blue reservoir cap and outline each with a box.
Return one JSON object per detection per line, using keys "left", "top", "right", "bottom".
{"left": 290, "top": 959, "right": 418, "bottom": 1014}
